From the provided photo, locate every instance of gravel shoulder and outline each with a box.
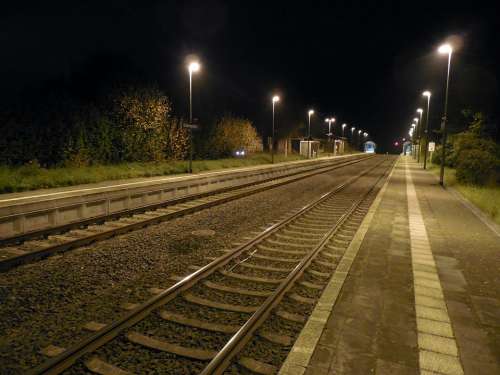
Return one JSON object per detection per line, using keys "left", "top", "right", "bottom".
{"left": 0, "top": 156, "right": 382, "bottom": 373}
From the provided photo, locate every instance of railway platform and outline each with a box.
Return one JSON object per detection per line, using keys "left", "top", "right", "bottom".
{"left": 280, "top": 157, "right": 500, "bottom": 375}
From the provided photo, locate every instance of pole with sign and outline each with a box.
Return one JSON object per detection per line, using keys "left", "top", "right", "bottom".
{"left": 428, "top": 141, "right": 435, "bottom": 163}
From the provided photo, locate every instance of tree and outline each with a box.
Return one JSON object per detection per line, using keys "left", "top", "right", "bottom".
{"left": 441, "top": 111, "right": 499, "bottom": 185}
{"left": 208, "top": 116, "right": 261, "bottom": 158}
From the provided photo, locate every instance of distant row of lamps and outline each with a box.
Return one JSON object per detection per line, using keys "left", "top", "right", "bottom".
{"left": 187, "top": 59, "right": 370, "bottom": 169}
{"left": 406, "top": 43, "right": 453, "bottom": 186}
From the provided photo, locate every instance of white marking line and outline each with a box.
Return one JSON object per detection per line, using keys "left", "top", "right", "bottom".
{"left": 405, "top": 160, "right": 464, "bottom": 375}
{"left": 0, "top": 155, "right": 355, "bottom": 204}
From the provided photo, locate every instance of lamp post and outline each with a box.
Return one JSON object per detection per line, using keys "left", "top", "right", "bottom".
{"left": 271, "top": 95, "right": 280, "bottom": 164}
{"left": 340, "top": 124, "right": 347, "bottom": 154}
{"left": 412, "top": 117, "right": 419, "bottom": 159}
{"left": 325, "top": 117, "right": 335, "bottom": 155}
{"left": 187, "top": 61, "right": 200, "bottom": 173}
{"left": 324, "top": 117, "right": 335, "bottom": 137}
{"left": 416, "top": 108, "right": 423, "bottom": 162}
{"left": 438, "top": 43, "right": 453, "bottom": 186}
{"left": 351, "top": 126, "right": 355, "bottom": 148}
{"left": 357, "top": 129, "right": 362, "bottom": 150}
{"left": 307, "top": 109, "right": 314, "bottom": 158}
{"left": 422, "top": 90, "right": 431, "bottom": 169}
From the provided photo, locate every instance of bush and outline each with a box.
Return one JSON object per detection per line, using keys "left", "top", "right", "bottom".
{"left": 456, "top": 148, "right": 497, "bottom": 185}
{"left": 431, "top": 142, "right": 454, "bottom": 167}
{"left": 433, "top": 112, "right": 499, "bottom": 186}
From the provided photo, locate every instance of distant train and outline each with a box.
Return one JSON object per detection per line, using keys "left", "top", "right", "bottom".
{"left": 364, "top": 141, "right": 376, "bottom": 153}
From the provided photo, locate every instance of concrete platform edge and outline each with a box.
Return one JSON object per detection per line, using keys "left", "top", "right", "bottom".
{"left": 278, "top": 158, "right": 398, "bottom": 375}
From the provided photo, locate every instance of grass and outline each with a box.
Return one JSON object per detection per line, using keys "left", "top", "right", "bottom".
{"left": 428, "top": 163, "right": 500, "bottom": 225}
{"left": 0, "top": 153, "right": 307, "bottom": 194}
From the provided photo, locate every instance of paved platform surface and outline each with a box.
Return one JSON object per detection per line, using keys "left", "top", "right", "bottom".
{"left": 282, "top": 157, "right": 500, "bottom": 375}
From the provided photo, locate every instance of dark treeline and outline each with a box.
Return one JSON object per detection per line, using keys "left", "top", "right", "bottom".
{"left": 0, "top": 82, "right": 189, "bottom": 167}
{"left": 0, "top": 72, "right": 264, "bottom": 167}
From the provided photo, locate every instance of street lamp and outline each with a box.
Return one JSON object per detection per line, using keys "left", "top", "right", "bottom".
{"left": 422, "top": 90, "right": 431, "bottom": 169}
{"left": 437, "top": 43, "right": 453, "bottom": 186}
{"left": 307, "top": 109, "right": 314, "bottom": 158}
{"left": 271, "top": 95, "right": 280, "bottom": 164}
{"left": 411, "top": 117, "right": 418, "bottom": 159}
{"left": 416, "top": 108, "right": 423, "bottom": 162}
{"left": 351, "top": 126, "right": 355, "bottom": 147}
{"left": 412, "top": 117, "right": 418, "bottom": 158}
{"left": 187, "top": 60, "right": 200, "bottom": 173}
{"left": 357, "top": 129, "right": 362, "bottom": 150}
{"left": 308, "top": 110, "right": 314, "bottom": 139}
{"left": 341, "top": 123, "right": 347, "bottom": 138}
{"left": 324, "top": 117, "right": 335, "bottom": 137}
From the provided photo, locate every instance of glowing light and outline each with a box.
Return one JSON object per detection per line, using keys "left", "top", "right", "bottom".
{"left": 308, "top": 109, "right": 314, "bottom": 116}
{"left": 413, "top": 118, "right": 418, "bottom": 122}
{"left": 394, "top": 142, "right": 399, "bottom": 146}
{"left": 422, "top": 90, "right": 431, "bottom": 97}
{"left": 358, "top": 130, "right": 362, "bottom": 134}
{"left": 342, "top": 123, "right": 347, "bottom": 128}
{"left": 272, "top": 95, "right": 280, "bottom": 103}
{"left": 351, "top": 126, "right": 355, "bottom": 131}
{"left": 417, "top": 108, "right": 423, "bottom": 113}
{"left": 325, "top": 118, "right": 330, "bottom": 122}
{"left": 188, "top": 61, "right": 200, "bottom": 73}
{"left": 332, "top": 118, "right": 336, "bottom": 122}
{"left": 438, "top": 43, "right": 453, "bottom": 54}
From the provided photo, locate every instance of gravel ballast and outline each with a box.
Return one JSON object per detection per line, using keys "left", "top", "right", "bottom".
{"left": 0, "top": 157, "right": 382, "bottom": 373}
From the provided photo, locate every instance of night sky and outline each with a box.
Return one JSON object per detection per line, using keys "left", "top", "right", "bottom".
{"left": 1, "top": 1, "right": 498, "bottom": 152}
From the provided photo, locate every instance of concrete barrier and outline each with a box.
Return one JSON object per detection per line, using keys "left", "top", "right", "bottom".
{"left": 0, "top": 154, "right": 367, "bottom": 240}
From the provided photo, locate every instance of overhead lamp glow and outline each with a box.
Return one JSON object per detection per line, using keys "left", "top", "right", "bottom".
{"left": 417, "top": 108, "right": 423, "bottom": 113}
{"left": 413, "top": 118, "right": 418, "bottom": 122}
{"left": 438, "top": 43, "right": 453, "bottom": 54}
{"left": 188, "top": 61, "right": 200, "bottom": 73}
{"left": 422, "top": 90, "right": 431, "bottom": 97}
{"left": 272, "top": 95, "right": 280, "bottom": 103}
{"left": 308, "top": 109, "right": 314, "bottom": 115}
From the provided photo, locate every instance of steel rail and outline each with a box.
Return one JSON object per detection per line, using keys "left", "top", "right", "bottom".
{"left": 1, "top": 156, "right": 374, "bottom": 272}
{"left": 200, "top": 159, "right": 393, "bottom": 374}
{"left": 29, "top": 157, "right": 386, "bottom": 375}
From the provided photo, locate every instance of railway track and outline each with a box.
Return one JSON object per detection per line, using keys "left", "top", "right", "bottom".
{"left": 30, "top": 156, "right": 394, "bottom": 375}
{"left": 0, "top": 155, "right": 373, "bottom": 272}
